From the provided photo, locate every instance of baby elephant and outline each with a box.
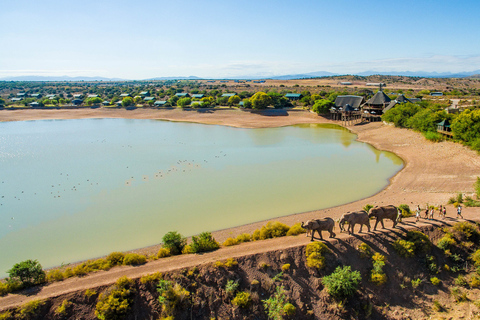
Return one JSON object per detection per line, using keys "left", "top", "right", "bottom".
{"left": 301, "top": 218, "right": 336, "bottom": 241}
{"left": 339, "top": 210, "right": 370, "bottom": 235}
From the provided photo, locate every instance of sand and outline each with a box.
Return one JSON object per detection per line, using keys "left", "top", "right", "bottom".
{"left": 1, "top": 107, "right": 480, "bottom": 310}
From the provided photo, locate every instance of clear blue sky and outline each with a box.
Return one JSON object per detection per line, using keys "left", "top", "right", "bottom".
{"left": 1, "top": 0, "right": 479, "bottom": 79}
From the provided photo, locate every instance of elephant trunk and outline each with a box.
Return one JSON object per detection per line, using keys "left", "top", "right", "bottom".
{"left": 301, "top": 222, "right": 305, "bottom": 229}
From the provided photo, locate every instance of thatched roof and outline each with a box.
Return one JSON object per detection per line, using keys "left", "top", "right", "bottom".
{"left": 395, "top": 94, "right": 411, "bottom": 103}
{"left": 335, "top": 95, "right": 364, "bottom": 109}
{"left": 383, "top": 100, "right": 397, "bottom": 112}
{"left": 366, "top": 91, "right": 391, "bottom": 105}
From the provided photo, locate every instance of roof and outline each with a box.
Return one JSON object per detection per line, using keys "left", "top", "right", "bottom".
{"left": 11, "top": 98, "right": 22, "bottom": 101}
{"left": 366, "top": 91, "right": 391, "bottom": 105}
{"left": 120, "top": 93, "right": 130, "bottom": 97}
{"left": 17, "top": 93, "right": 26, "bottom": 96}
{"left": 383, "top": 100, "right": 397, "bottom": 112}
{"left": 437, "top": 120, "right": 451, "bottom": 127}
{"left": 140, "top": 91, "right": 149, "bottom": 95}
{"left": 46, "top": 94, "right": 56, "bottom": 98}
{"left": 73, "top": 94, "right": 83, "bottom": 97}
{"left": 175, "top": 93, "right": 188, "bottom": 97}
{"left": 285, "top": 93, "right": 302, "bottom": 98}
{"left": 192, "top": 94, "right": 204, "bottom": 98}
{"left": 29, "top": 102, "right": 40, "bottom": 106}
{"left": 87, "top": 94, "right": 98, "bottom": 98}
{"left": 430, "top": 92, "right": 443, "bottom": 96}
{"left": 154, "top": 100, "right": 167, "bottom": 105}
{"left": 30, "top": 93, "right": 41, "bottom": 97}
{"left": 144, "top": 97, "right": 155, "bottom": 101}
{"left": 334, "top": 95, "right": 364, "bottom": 109}
{"left": 102, "top": 100, "right": 110, "bottom": 104}
{"left": 395, "top": 94, "right": 411, "bottom": 103}
{"left": 221, "top": 93, "right": 236, "bottom": 97}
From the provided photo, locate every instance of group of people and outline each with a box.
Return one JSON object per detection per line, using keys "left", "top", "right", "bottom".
{"left": 395, "top": 204, "right": 463, "bottom": 223}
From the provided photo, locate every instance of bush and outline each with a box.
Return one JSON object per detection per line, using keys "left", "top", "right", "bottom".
{"left": 232, "top": 291, "right": 251, "bottom": 308}
{"left": 281, "top": 264, "right": 291, "bottom": 271}
{"left": 305, "top": 242, "right": 330, "bottom": 269}
{"left": 283, "top": 303, "right": 296, "bottom": 316}
{"left": 452, "top": 221, "right": 479, "bottom": 241}
{"left": 398, "top": 204, "right": 412, "bottom": 217}
{"left": 471, "top": 249, "right": 480, "bottom": 266}
{"left": 235, "top": 233, "right": 251, "bottom": 243}
{"left": 181, "top": 245, "right": 194, "bottom": 254}
{"left": 140, "top": 272, "right": 162, "bottom": 284}
{"left": 0, "top": 311, "right": 12, "bottom": 320}
{"left": 95, "top": 277, "right": 135, "bottom": 320}
{"left": 123, "top": 253, "right": 147, "bottom": 266}
{"left": 370, "top": 273, "right": 387, "bottom": 286}
{"left": 430, "top": 277, "right": 441, "bottom": 286}
{"left": 455, "top": 275, "right": 468, "bottom": 287}
{"left": 406, "top": 230, "right": 431, "bottom": 253}
{"left": 223, "top": 237, "right": 239, "bottom": 247}
{"left": 470, "top": 275, "right": 480, "bottom": 288}
{"left": 7, "top": 259, "right": 45, "bottom": 288}
{"left": 423, "top": 131, "right": 443, "bottom": 142}
{"left": 106, "top": 252, "right": 125, "bottom": 266}
{"left": 162, "top": 231, "right": 186, "bottom": 255}
{"left": 225, "top": 280, "right": 239, "bottom": 296}
{"left": 157, "top": 248, "right": 172, "bottom": 258}
{"left": 55, "top": 299, "right": 72, "bottom": 316}
{"left": 252, "top": 222, "right": 290, "bottom": 241}
{"left": 393, "top": 240, "right": 416, "bottom": 258}
{"left": 262, "top": 286, "right": 289, "bottom": 320}
{"left": 475, "top": 177, "right": 480, "bottom": 199}
{"left": 46, "top": 269, "right": 64, "bottom": 282}
{"left": 0, "top": 282, "right": 9, "bottom": 296}
{"left": 85, "top": 289, "right": 97, "bottom": 297}
{"left": 437, "top": 234, "right": 457, "bottom": 251}
{"left": 286, "top": 223, "right": 306, "bottom": 236}
{"left": 363, "top": 204, "right": 373, "bottom": 213}
{"left": 322, "top": 266, "right": 362, "bottom": 300}
{"left": 224, "top": 258, "right": 238, "bottom": 268}
{"left": 358, "top": 243, "right": 373, "bottom": 259}
{"left": 191, "top": 232, "right": 220, "bottom": 253}
{"left": 411, "top": 278, "right": 422, "bottom": 289}
{"left": 157, "top": 280, "right": 190, "bottom": 316}
{"left": 17, "top": 300, "right": 45, "bottom": 319}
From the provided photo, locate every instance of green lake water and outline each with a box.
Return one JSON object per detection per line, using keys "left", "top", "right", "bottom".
{"left": 0, "top": 119, "right": 403, "bottom": 276}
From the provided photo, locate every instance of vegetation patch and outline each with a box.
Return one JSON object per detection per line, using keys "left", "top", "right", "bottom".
{"left": 232, "top": 291, "right": 251, "bottom": 308}
{"left": 305, "top": 242, "right": 330, "bottom": 269}
{"left": 190, "top": 232, "right": 220, "bottom": 253}
{"left": 252, "top": 221, "right": 290, "bottom": 241}
{"left": 322, "top": 266, "right": 362, "bottom": 300}
{"left": 95, "top": 276, "right": 135, "bottom": 320}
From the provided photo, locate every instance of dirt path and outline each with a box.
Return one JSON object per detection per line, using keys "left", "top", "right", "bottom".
{"left": 1, "top": 109, "right": 480, "bottom": 310}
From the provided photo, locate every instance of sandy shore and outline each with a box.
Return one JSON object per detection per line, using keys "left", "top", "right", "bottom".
{"left": 2, "top": 107, "right": 480, "bottom": 253}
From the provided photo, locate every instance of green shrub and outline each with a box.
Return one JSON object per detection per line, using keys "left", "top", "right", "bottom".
{"left": 224, "top": 258, "right": 238, "bottom": 268}
{"left": 370, "top": 253, "right": 387, "bottom": 286}
{"left": 398, "top": 204, "right": 412, "bottom": 217}
{"left": 286, "top": 223, "right": 306, "bottom": 236}
{"left": 430, "top": 277, "right": 441, "bottom": 286}
{"left": 426, "top": 255, "right": 440, "bottom": 274}
{"left": 451, "top": 287, "right": 469, "bottom": 303}
{"left": 140, "top": 272, "right": 162, "bottom": 284}
{"left": 363, "top": 204, "right": 373, "bottom": 213}
{"left": 46, "top": 269, "right": 64, "bottom": 282}
{"left": 17, "top": 299, "right": 45, "bottom": 319}
{"left": 86, "top": 258, "right": 110, "bottom": 271}
{"left": 162, "top": 231, "right": 186, "bottom": 255}
{"left": 7, "top": 259, "right": 45, "bottom": 288}
{"left": 358, "top": 243, "right": 373, "bottom": 259}
{"left": 235, "top": 233, "right": 251, "bottom": 243}
{"left": 157, "top": 280, "right": 190, "bottom": 316}
{"left": 406, "top": 230, "right": 431, "bottom": 253}
{"left": 225, "top": 280, "right": 239, "bottom": 296}
{"left": 281, "top": 264, "right": 291, "bottom": 271}
{"left": 63, "top": 268, "right": 74, "bottom": 279}
{"left": 471, "top": 249, "right": 480, "bottom": 266}
{"left": 0, "top": 311, "right": 12, "bottom": 320}
{"left": 411, "top": 278, "right": 422, "bottom": 289}
{"left": 85, "top": 289, "right": 97, "bottom": 297}
{"left": 423, "top": 131, "right": 443, "bottom": 142}
{"left": 157, "top": 248, "right": 172, "bottom": 258}
{"left": 232, "top": 291, "right": 251, "bottom": 308}
{"left": 191, "top": 232, "right": 220, "bottom": 253}
{"left": 322, "top": 266, "right": 361, "bottom": 300}
{"left": 393, "top": 240, "right": 415, "bottom": 258}
{"left": 72, "top": 263, "right": 89, "bottom": 277}
{"left": 223, "top": 237, "right": 239, "bottom": 247}
{"left": 123, "top": 253, "right": 147, "bottom": 266}
{"left": 464, "top": 196, "right": 480, "bottom": 207}
{"left": 95, "top": 276, "right": 135, "bottom": 320}
{"left": 253, "top": 222, "right": 290, "bottom": 241}
{"left": 432, "top": 300, "right": 444, "bottom": 312}
{"left": 475, "top": 177, "right": 480, "bottom": 199}
{"left": 181, "top": 245, "right": 194, "bottom": 254}
{"left": 470, "top": 275, "right": 480, "bottom": 288}
{"left": 55, "top": 299, "right": 72, "bottom": 316}
{"left": 455, "top": 275, "right": 468, "bottom": 287}
{"left": 0, "top": 282, "right": 10, "bottom": 296}
{"left": 262, "top": 286, "right": 289, "bottom": 320}
{"left": 437, "top": 234, "right": 457, "bottom": 251}
{"left": 452, "top": 221, "right": 479, "bottom": 241}
{"left": 370, "top": 273, "right": 387, "bottom": 286}
{"left": 283, "top": 303, "right": 296, "bottom": 316}
{"left": 305, "top": 242, "right": 330, "bottom": 269}
{"left": 106, "top": 252, "right": 125, "bottom": 266}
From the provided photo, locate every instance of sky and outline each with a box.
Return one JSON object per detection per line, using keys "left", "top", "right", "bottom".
{"left": 1, "top": 0, "right": 480, "bottom": 79}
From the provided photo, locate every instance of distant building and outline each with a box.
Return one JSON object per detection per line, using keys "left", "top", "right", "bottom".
{"left": 45, "top": 94, "right": 56, "bottom": 98}
{"left": 144, "top": 97, "right": 155, "bottom": 101}
{"left": 366, "top": 83, "right": 386, "bottom": 87}
{"left": 221, "top": 93, "right": 236, "bottom": 97}
{"left": 102, "top": 100, "right": 110, "bottom": 106}
{"left": 362, "top": 91, "right": 391, "bottom": 119}
{"left": 339, "top": 82, "right": 352, "bottom": 85}
{"left": 334, "top": 95, "right": 364, "bottom": 110}
{"left": 16, "top": 93, "right": 26, "bottom": 97}
{"left": 154, "top": 101, "right": 167, "bottom": 106}
{"left": 73, "top": 94, "right": 83, "bottom": 98}
{"left": 72, "top": 99, "right": 83, "bottom": 105}
{"left": 285, "top": 93, "right": 302, "bottom": 101}
{"left": 29, "top": 102, "right": 40, "bottom": 108}
{"left": 140, "top": 91, "right": 149, "bottom": 96}
{"left": 191, "top": 94, "right": 204, "bottom": 99}
{"left": 30, "top": 93, "right": 42, "bottom": 98}
{"left": 11, "top": 97, "right": 22, "bottom": 102}
{"left": 87, "top": 94, "right": 98, "bottom": 98}
{"left": 175, "top": 93, "right": 189, "bottom": 97}
{"left": 120, "top": 93, "right": 130, "bottom": 97}
{"left": 430, "top": 92, "right": 443, "bottom": 96}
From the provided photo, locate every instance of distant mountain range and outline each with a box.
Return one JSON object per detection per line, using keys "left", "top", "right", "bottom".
{"left": 2, "top": 70, "right": 480, "bottom": 82}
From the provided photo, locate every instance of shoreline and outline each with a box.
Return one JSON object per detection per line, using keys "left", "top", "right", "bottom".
{"left": 2, "top": 108, "right": 480, "bottom": 261}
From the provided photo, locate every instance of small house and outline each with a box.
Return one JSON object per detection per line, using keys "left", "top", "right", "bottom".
{"left": 221, "top": 93, "right": 236, "bottom": 98}
{"left": 120, "top": 93, "right": 130, "bottom": 97}
{"left": 140, "top": 91, "right": 149, "bottom": 96}
{"left": 87, "top": 94, "right": 98, "bottom": 98}
{"left": 116, "top": 101, "right": 123, "bottom": 106}
{"left": 339, "top": 82, "right": 352, "bottom": 85}
{"left": 30, "top": 93, "right": 42, "bottom": 98}
{"left": 430, "top": 92, "right": 443, "bottom": 96}
{"left": 73, "top": 94, "right": 83, "bottom": 98}
{"left": 437, "top": 120, "right": 451, "bottom": 132}
{"left": 154, "top": 101, "right": 167, "bottom": 106}
{"left": 334, "top": 96, "right": 364, "bottom": 110}
{"left": 16, "top": 93, "right": 26, "bottom": 97}
{"left": 11, "top": 98, "right": 22, "bottom": 102}
{"left": 29, "top": 102, "right": 40, "bottom": 108}
{"left": 72, "top": 99, "right": 83, "bottom": 105}
{"left": 45, "top": 94, "right": 56, "bottom": 98}
{"left": 102, "top": 100, "right": 110, "bottom": 106}
{"left": 144, "top": 97, "right": 155, "bottom": 101}
{"left": 175, "top": 93, "right": 189, "bottom": 97}
{"left": 285, "top": 93, "right": 302, "bottom": 101}
{"left": 191, "top": 94, "right": 204, "bottom": 99}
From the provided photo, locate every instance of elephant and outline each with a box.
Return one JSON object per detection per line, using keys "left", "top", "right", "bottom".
{"left": 339, "top": 210, "right": 370, "bottom": 234}
{"left": 368, "top": 205, "right": 398, "bottom": 231}
{"left": 301, "top": 218, "right": 336, "bottom": 241}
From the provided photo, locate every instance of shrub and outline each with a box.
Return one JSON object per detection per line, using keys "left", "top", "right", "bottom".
{"left": 95, "top": 276, "right": 135, "bottom": 320}
{"left": 232, "top": 291, "right": 251, "bottom": 308}
{"left": 475, "top": 177, "right": 480, "bottom": 199}
{"left": 455, "top": 275, "right": 468, "bottom": 287}
{"left": 123, "top": 253, "right": 147, "bottom": 266}
{"left": 411, "top": 278, "right": 422, "bottom": 289}
{"left": 55, "top": 299, "right": 72, "bottom": 316}
{"left": 470, "top": 275, "right": 480, "bottom": 288}
{"left": 224, "top": 258, "right": 238, "bottom": 268}
{"left": 437, "top": 234, "right": 457, "bottom": 251}
{"left": 398, "top": 204, "right": 412, "bottom": 217}
{"left": 181, "top": 245, "right": 194, "bottom": 254}
{"left": 370, "top": 253, "right": 387, "bottom": 286}
{"left": 191, "top": 232, "right": 220, "bottom": 253}
{"left": 406, "top": 230, "right": 431, "bottom": 253}
{"left": 106, "top": 252, "right": 124, "bottom": 266}
{"left": 286, "top": 223, "right": 306, "bottom": 236}
{"left": 7, "top": 259, "right": 45, "bottom": 288}
{"left": 223, "top": 237, "right": 239, "bottom": 247}
{"left": 140, "top": 272, "right": 162, "bottom": 284}
{"left": 253, "top": 222, "right": 290, "bottom": 241}
{"left": 17, "top": 300, "right": 45, "bottom": 319}
{"left": 358, "top": 243, "right": 373, "bottom": 259}
{"left": 46, "top": 269, "right": 64, "bottom": 282}
{"left": 370, "top": 273, "right": 387, "bottom": 286}
{"left": 281, "top": 264, "right": 291, "bottom": 271}
{"left": 393, "top": 240, "right": 415, "bottom": 258}
{"left": 225, "top": 280, "right": 239, "bottom": 296}
{"left": 85, "top": 289, "right": 97, "bottom": 297}
{"left": 451, "top": 287, "right": 469, "bottom": 303}
{"left": 157, "top": 248, "right": 172, "bottom": 258}
{"left": 430, "top": 277, "right": 441, "bottom": 286}
{"left": 162, "top": 231, "right": 186, "bottom": 255}
{"left": 363, "top": 204, "right": 373, "bottom": 213}
{"left": 432, "top": 300, "right": 444, "bottom": 312}
{"left": 63, "top": 268, "right": 74, "bottom": 279}
{"left": 452, "top": 221, "right": 479, "bottom": 241}
{"left": 0, "top": 282, "right": 9, "bottom": 296}
{"left": 235, "top": 233, "right": 251, "bottom": 243}
{"left": 262, "top": 286, "right": 289, "bottom": 320}
{"left": 471, "top": 249, "right": 480, "bottom": 266}
{"left": 322, "top": 266, "right": 361, "bottom": 300}
{"left": 423, "top": 131, "right": 443, "bottom": 142}
{"left": 283, "top": 303, "right": 296, "bottom": 316}
{"left": 306, "top": 242, "right": 330, "bottom": 269}
{"left": 157, "top": 280, "right": 190, "bottom": 316}
{"left": 0, "top": 311, "right": 12, "bottom": 320}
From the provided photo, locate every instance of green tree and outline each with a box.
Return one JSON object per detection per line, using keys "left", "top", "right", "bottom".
{"left": 0, "top": 97, "right": 5, "bottom": 105}
{"left": 381, "top": 102, "right": 420, "bottom": 128}
{"left": 201, "top": 96, "right": 215, "bottom": 107}
{"left": 227, "top": 95, "right": 241, "bottom": 106}
{"left": 451, "top": 109, "right": 480, "bottom": 146}
{"left": 250, "top": 92, "right": 271, "bottom": 109}
{"left": 311, "top": 99, "right": 334, "bottom": 114}
{"left": 85, "top": 97, "right": 103, "bottom": 106}
{"left": 168, "top": 95, "right": 180, "bottom": 106}
{"left": 8, "top": 259, "right": 45, "bottom": 287}
{"left": 242, "top": 99, "right": 252, "bottom": 109}
{"left": 177, "top": 97, "right": 191, "bottom": 108}
{"left": 121, "top": 97, "right": 134, "bottom": 107}
{"left": 133, "top": 96, "right": 143, "bottom": 104}
{"left": 322, "top": 266, "right": 361, "bottom": 300}
{"left": 162, "top": 231, "right": 186, "bottom": 255}
{"left": 216, "top": 96, "right": 229, "bottom": 106}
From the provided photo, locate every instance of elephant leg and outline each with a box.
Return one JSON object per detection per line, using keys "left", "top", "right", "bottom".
{"left": 380, "top": 219, "right": 385, "bottom": 229}
{"left": 359, "top": 223, "right": 363, "bottom": 233}
{"left": 330, "top": 229, "right": 336, "bottom": 238}
{"left": 319, "top": 230, "right": 323, "bottom": 240}
{"left": 350, "top": 223, "right": 355, "bottom": 234}
{"left": 392, "top": 218, "right": 397, "bottom": 228}
{"left": 367, "top": 223, "right": 371, "bottom": 232}
{"left": 373, "top": 220, "right": 378, "bottom": 231}
{"left": 310, "top": 229, "right": 315, "bottom": 241}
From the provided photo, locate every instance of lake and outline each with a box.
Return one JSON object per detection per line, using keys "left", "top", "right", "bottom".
{"left": 0, "top": 119, "right": 403, "bottom": 276}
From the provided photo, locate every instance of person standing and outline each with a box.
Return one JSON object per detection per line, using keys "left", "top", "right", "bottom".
{"left": 439, "top": 205, "right": 443, "bottom": 219}
{"left": 457, "top": 205, "right": 463, "bottom": 219}
{"left": 443, "top": 206, "right": 447, "bottom": 219}
{"left": 429, "top": 207, "right": 435, "bottom": 220}
{"left": 415, "top": 205, "right": 421, "bottom": 222}
{"left": 397, "top": 208, "right": 402, "bottom": 223}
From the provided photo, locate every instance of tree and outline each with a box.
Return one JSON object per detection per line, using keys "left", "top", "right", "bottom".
{"left": 85, "top": 97, "right": 103, "bottom": 106}
{"left": 121, "top": 97, "right": 134, "bottom": 107}
{"left": 177, "top": 97, "right": 191, "bottom": 108}
{"left": 311, "top": 99, "right": 334, "bottom": 114}
{"left": 8, "top": 259, "right": 45, "bottom": 287}
{"left": 162, "top": 231, "right": 186, "bottom": 255}
{"left": 216, "top": 96, "right": 228, "bottom": 106}
{"left": 242, "top": 99, "right": 252, "bottom": 109}
{"left": 227, "top": 95, "right": 241, "bottom": 106}
{"left": 134, "top": 96, "right": 143, "bottom": 104}
{"left": 201, "top": 96, "right": 215, "bottom": 107}
{"left": 250, "top": 92, "right": 271, "bottom": 109}
{"left": 451, "top": 109, "right": 480, "bottom": 144}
